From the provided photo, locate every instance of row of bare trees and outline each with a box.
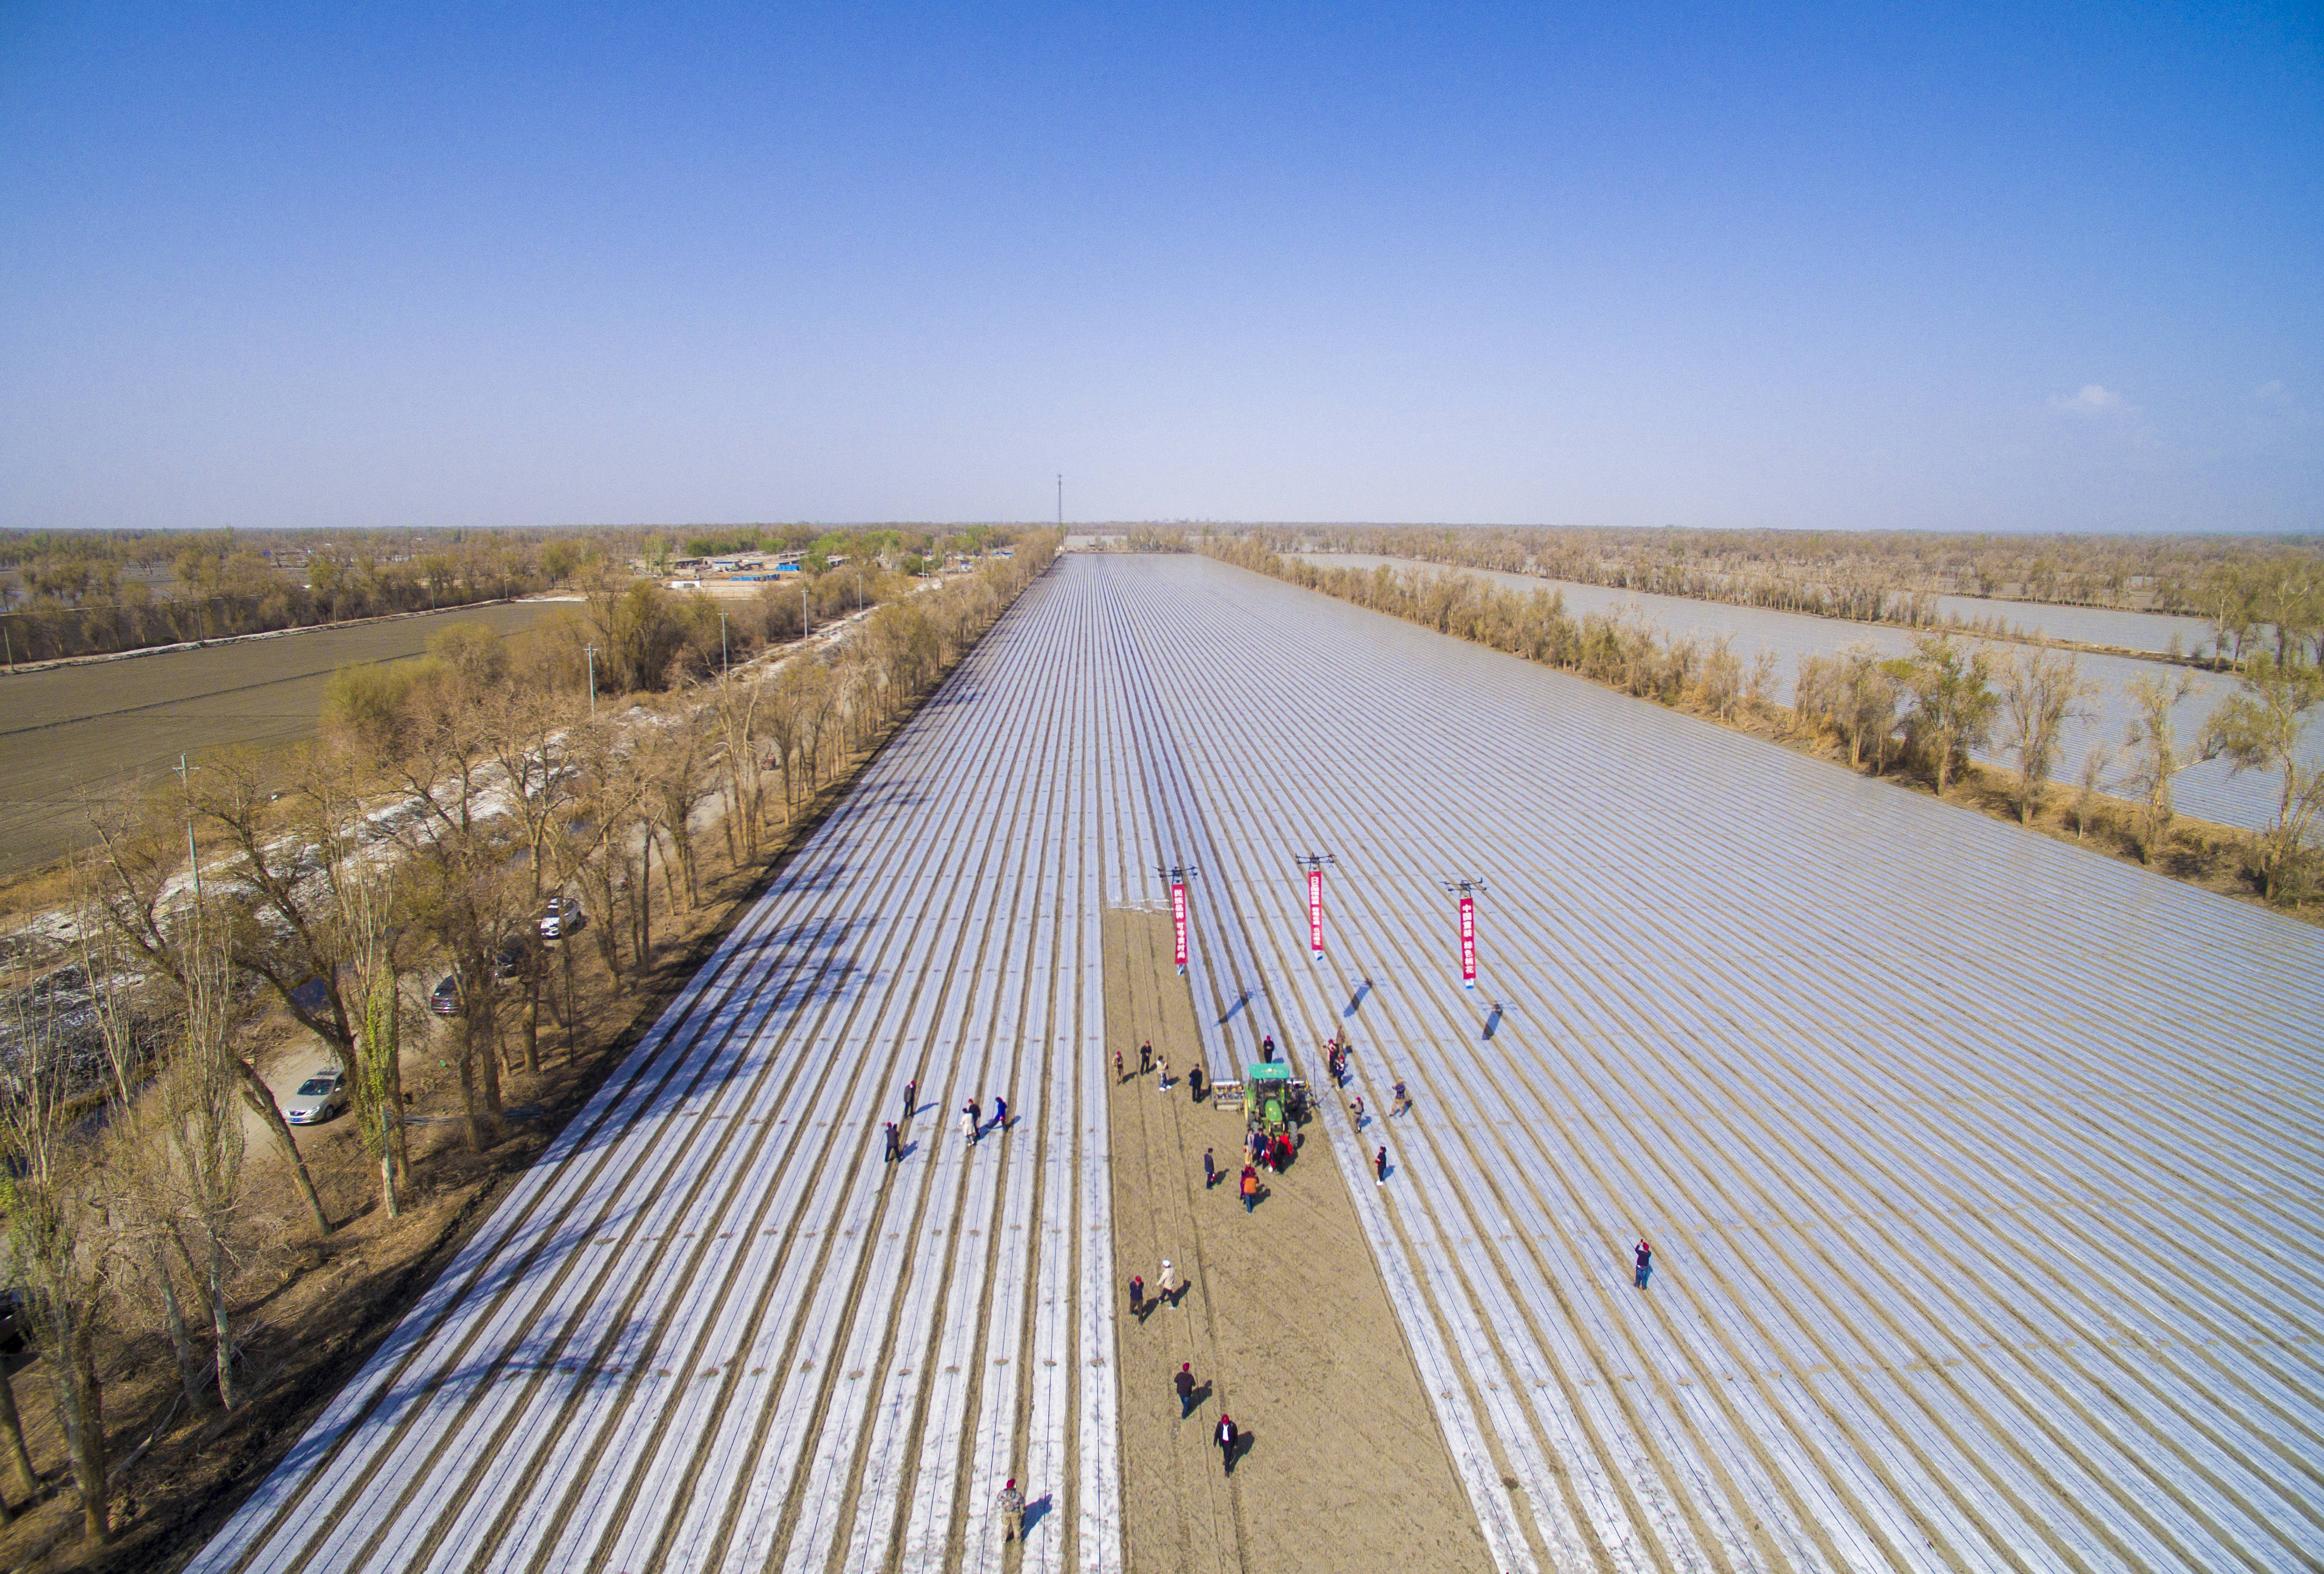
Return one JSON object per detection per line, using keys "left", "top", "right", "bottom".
{"left": 1241, "top": 522, "right": 2322, "bottom": 631}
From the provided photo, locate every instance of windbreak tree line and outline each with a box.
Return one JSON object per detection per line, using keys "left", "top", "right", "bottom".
{"left": 1208, "top": 538, "right": 2324, "bottom": 909}
{"left": 0, "top": 536, "right": 1054, "bottom": 1552}
{"left": 0, "top": 521, "right": 1023, "bottom": 666}
{"left": 1238, "top": 524, "right": 2323, "bottom": 658}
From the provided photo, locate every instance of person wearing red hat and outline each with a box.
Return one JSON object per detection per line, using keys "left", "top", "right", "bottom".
{"left": 998, "top": 1477, "right": 1025, "bottom": 1541}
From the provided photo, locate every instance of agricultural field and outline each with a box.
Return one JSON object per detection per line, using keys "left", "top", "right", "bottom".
{"left": 0, "top": 602, "right": 562, "bottom": 875}
{"left": 1298, "top": 552, "right": 2309, "bottom": 834}
{"left": 190, "top": 554, "right": 2324, "bottom": 1574}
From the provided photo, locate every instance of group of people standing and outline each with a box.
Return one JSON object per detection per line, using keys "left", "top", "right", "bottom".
{"left": 878, "top": 1076, "right": 1015, "bottom": 1164}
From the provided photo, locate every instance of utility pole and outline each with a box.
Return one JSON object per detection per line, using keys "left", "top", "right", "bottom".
{"left": 586, "top": 645, "right": 597, "bottom": 718}
{"left": 176, "top": 754, "right": 202, "bottom": 903}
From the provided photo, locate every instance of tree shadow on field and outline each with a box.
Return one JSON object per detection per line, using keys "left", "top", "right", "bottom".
{"left": 1344, "top": 979, "right": 1371, "bottom": 1018}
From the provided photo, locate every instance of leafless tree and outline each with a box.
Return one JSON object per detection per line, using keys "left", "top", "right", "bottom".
{"left": 84, "top": 789, "right": 332, "bottom": 1235}
{"left": 1903, "top": 634, "right": 1999, "bottom": 798}
{"left": 1695, "top": 636, "right": 1742, "bottom": 720}
{"left": 1996, "top": 649, "right": 2097, "bottom": 824}
{"left": 2070, "top": 743, "right": 2115, "bottom": 842}
{"left": 2199, "top": 654, "right": 2324, "bottom": 900}
{"left": 156, "top": 905, "right": 249, "bottom": 1408}
{"left": 2122, "top": 673, "right": 2199, "bottom": 863}
{"left": 84, "top": 924, "right": 215, "bottom": 1421}
{"left": 0, "top": 956, "right": 114, "bottom": 1546}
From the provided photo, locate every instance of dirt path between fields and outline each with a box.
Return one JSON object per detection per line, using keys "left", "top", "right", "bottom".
{"left": 1102, "top": 909, "right": 1494, "bottom": 1574}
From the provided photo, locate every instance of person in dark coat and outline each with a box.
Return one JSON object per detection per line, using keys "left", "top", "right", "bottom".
{"left": 1374, "top": 1146, "right": 1388, "bottom": 1184}
{"left": 1175, "top": 1362, "right": 1196, "bottom": 1418}
{"left": 1129, "top": 1274, "right": 1145, "bottom": 1316}
{"left": 1139, "top": 1039, "right": 1153, "bottom": 1074}
{"left": 883, "top": 1122, "right": 900, "bottom": 1162}
{"left": 901, "top": 1078, "right": 916, "bottom": 1121}
{"left": 1216, "top": 1413, "right": 1239, "bottom": 1473}
{"left": 1203, "top": 1147, "right": 1217, "bottom": 1189}
{"left": 1635, "top": 1238, "right": 1653, "bottom": 1288}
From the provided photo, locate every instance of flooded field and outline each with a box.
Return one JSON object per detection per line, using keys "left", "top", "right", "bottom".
{"left": 1298, "top": 554, "right": 2308, "bottom": 832}
{"left": 0, "top": 601, "right": 565, "bottom": 875}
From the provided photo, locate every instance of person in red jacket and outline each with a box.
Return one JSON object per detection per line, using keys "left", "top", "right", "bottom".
{"left": 1635, "top": 1238, "right": 1653, "bottom": 1288}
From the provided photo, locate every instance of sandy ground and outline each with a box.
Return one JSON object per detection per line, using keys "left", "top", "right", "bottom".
{"left": 1103, "top": 909, "right": 1494, "bottom": 1574}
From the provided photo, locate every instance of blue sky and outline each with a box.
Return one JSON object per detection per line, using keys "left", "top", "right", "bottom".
{"left": 2, "top": 3, "right": 2318, "bottom": 532}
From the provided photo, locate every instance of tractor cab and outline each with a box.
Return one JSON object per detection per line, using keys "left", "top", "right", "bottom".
{"left": 1246, "top": 1062, "right": 1312, "bottom": 1135}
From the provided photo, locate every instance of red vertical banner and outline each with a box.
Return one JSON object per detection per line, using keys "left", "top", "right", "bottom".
{"left": 1307, "top": 867, "right": 1325, "bottom": 959}
{"left": 1171, "top": 880, "right": 1189, "bottom": 975}
{"left": 1459, "top": 895, "right": 1476, "bottom": 988}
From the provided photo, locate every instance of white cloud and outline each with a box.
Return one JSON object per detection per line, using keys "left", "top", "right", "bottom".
{"left": 2049, "top": 384, "right": 2135, "bottom": 418}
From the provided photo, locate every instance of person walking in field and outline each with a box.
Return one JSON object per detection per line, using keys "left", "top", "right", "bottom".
{"left": 1635, "top": 1239, "right": 1652, "bottom": 1289}
{"left": 883, "top": 1122, "right": 900, "bottom": 1162}
{"left": 1392, "top": 1080, "right": 1410, "bottom": 1116}
{"left": 1351, "top": 1094, "right": 1365, "bottom": 1128}
{"left": 901, "top": 1078, "right": 916, "bottom": 1121}
{"left": 1139, "top": 1040, "right": 1153, "bottom": 1075}
{"left": 1157, "top": 1258, "right": 1182, "bottom": 1307}
{"left": 1241, "top": 1165, "right": 1260, "bottom": 1213}
{"left": 998, "top": 1478, "right": 1025, "bottom": 1541}
{"left": 959, "top": 1109, "right": 976, "bottom": 1146}
{"left": 1114, "top": 1048, "right": 1124, "bottom": 1083}
{"left": 1374, "top": 1146, "right": 1388, "bottom": 1184}
{"left": 1129, "top": 1272, "right": 1144, "bottom": 1316}
{"left": 1203, "top": 1147, "right": 1217, "bottom": 1190}
{"left": 1216, "top": 1413, "right": 1239, "bottom": 1473}
{"left": 1260, "top": 1034, "right": 1275, "bottom": 1063}
{"left": 1157, "top": 1058, "right": 1170, "bottom": 1093}
{"left": 994, "top": 1093, "right": 1008, "bottom": 1131}
{"left": 1175, "top": 1362, "right": 1196, "bottom": 1418}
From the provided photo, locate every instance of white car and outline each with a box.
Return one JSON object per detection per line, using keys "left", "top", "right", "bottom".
{"left": 539, "top": 896, "right": 584, "bottom": 939}
{"left": 282, "top": 1069, "right": 348, "bottom": 1126}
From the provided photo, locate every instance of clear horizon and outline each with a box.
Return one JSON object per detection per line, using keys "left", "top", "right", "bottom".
{"left": 4, "top": 4, "right": 2318, "bottom": 535}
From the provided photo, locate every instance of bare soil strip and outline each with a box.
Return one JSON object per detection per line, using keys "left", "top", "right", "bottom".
{"left": 1103, "top": 909, "right": 1494, "bottom": 1574}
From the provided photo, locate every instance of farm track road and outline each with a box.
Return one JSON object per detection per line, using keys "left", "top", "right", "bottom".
{"left": 189, "top": 554, "right": 2324, "bottom": 1574}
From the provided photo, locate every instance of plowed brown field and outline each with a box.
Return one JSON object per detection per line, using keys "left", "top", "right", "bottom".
{"left": 0, "top": 602, "right": 562, "bottom": 874}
